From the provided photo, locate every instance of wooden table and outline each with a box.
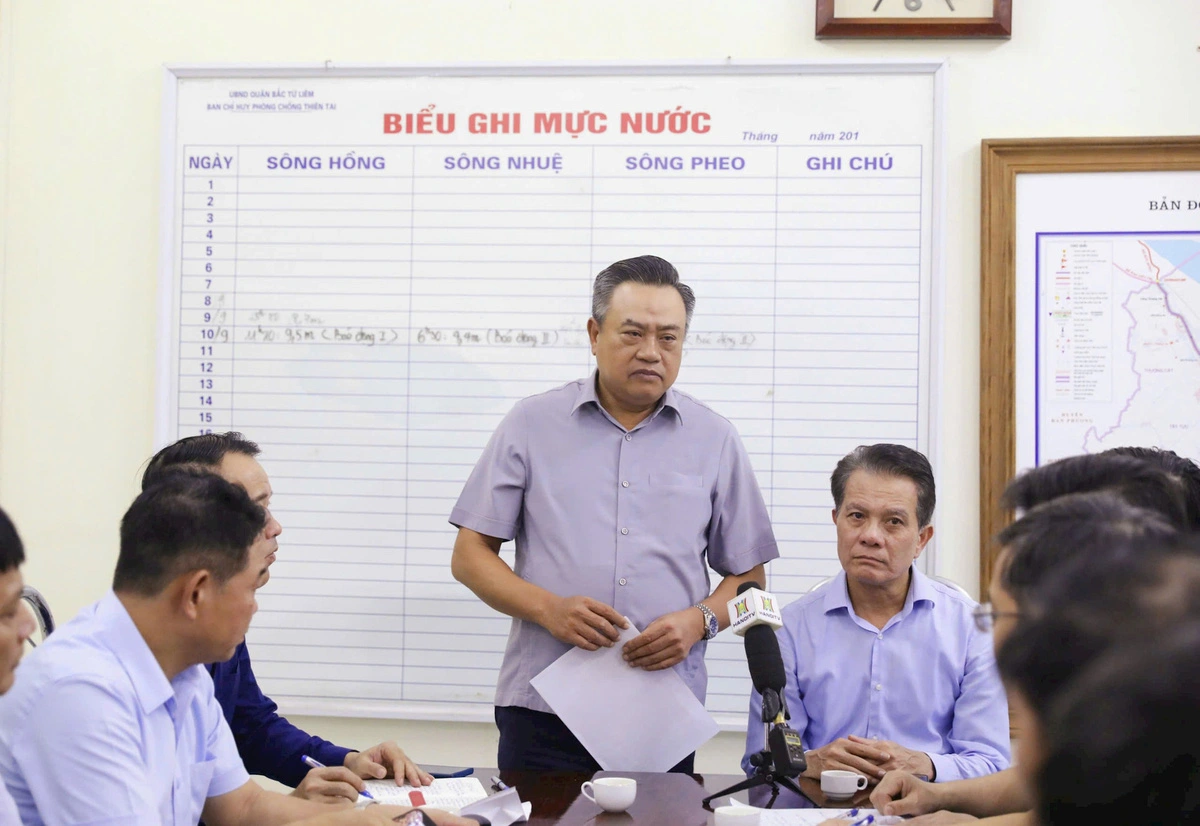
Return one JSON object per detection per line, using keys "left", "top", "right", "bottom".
{"left": 474, "top": 770, "right": 872, "bottom": 825}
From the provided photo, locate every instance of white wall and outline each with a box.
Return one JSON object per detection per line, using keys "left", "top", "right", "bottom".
{"left": 1, "top": 0, "right": 1197, "bottom": 776}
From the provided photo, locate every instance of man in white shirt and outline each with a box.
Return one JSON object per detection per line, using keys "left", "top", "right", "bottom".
{"left": 0, "top": 505, "right": 38, "bottom": 823}
{"left": 0, "top": 469, "right": 467, "bottom": 826}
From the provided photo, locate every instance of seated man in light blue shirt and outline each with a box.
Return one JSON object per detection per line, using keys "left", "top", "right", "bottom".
{"left": 743, "top": 444, "right": 1010, "bottom": 786}
{"left": 0, "top": 506, "right": 38, "bottom": 824}
{"left": 0, "top": 469, "right": 463, "bottom": 826}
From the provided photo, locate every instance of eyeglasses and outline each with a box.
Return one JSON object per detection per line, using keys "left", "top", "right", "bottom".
{"left": 973, "top": 602, "right": 1021, "bottom": 633}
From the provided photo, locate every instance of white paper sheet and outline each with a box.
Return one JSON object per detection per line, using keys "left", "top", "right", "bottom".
{"left": 530, "top": 622, "right": 720, "bottom": 771}
{"left": 724, "top": 799, "right": 903, "bottom": 826}
{"left": 361, "top": 776, "right": 488, "bottom": 809}
{"left": 459, "top": 787, "right": 532, "bottom": 826}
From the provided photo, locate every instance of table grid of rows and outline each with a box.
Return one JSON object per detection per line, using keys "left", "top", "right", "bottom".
{"left": 175, "top": 143, "right": 926, "bottom": 714}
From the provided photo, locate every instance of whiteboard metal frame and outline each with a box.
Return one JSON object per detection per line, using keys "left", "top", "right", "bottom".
{"left": 156, "top": 60, "right": 948, "bottom": 726}
{"left": 163, "top": 58, "right": 948, "bottom": 79}
{"left": 923, "top": 60, "right": 950, "bottom": 583}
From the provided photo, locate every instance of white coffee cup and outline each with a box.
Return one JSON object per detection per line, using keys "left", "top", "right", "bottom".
{"left": 820, "top": 769, "right": 868, "bottom": 798}
{"left": 713, "top": 804, "right": 762, "bottom": 826}
{"left": 581, "top": 776, "right": 637, "bottom": 812}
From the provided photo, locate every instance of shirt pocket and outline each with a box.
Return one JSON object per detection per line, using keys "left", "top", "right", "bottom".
{"left": 649, "top": 471, "right": 704, "bottom": 489}
{"left": 638, "top": 472, "right": 711, "bottom": 558}
{"left": 180, "top": 759, "right": 216, "bottom": 826}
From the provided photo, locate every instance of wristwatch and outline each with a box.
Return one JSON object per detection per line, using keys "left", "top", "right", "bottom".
{"left": 694, "top": 602, "right": 719, "bottom": 640}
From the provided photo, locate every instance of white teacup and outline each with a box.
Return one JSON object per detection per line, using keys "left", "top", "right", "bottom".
{"left": 581, "top": 776, "right": 637, "bottom": 813}
{"left": 820, "top": 769, "right": 868, "bottom": 798}
{"left": 713, "top": 804, "right": 762, "bottom": 826}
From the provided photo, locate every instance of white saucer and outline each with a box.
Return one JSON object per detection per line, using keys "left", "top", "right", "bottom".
{"left": 823, "top": 792, "right": 855, "bottom": 800}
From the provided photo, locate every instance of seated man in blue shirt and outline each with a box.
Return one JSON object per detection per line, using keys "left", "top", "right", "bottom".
{"left": 743, "top": 444, "right": 1010, "bottom": 786}
{"left": 0, "top": 470, "right": 462, "bottom": 826}
{"left": 143, "top": 432, "right": 433, "bottom": 803}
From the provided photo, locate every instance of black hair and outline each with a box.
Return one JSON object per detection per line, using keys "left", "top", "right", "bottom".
{"left": 141, "top": 432, "right": 260, "bottom": 491}
{"left": 0, "top": 507, "right": 24, "bottom": 574}
{"left": 114, "top": 467, "right": 265, "bottom": 596}
{"left": 591, "top": 255, "right": 696, "bottom": 330}
{"left": 997, "top": 539, "right": 1200, "bottom": 722}
{"left": 995, "top": 491, "right": 1179, "bottom": 607}
{"left": 1036, "top": 621, "right": 1200, "bottom": 826}
{"left": 831, "top": 443, "right": 936, "bottom": 528}
{"left": 1002, "top": 453, "right": 1189, "bottom": 529}
{"left": 1103, "top": 445, "right": 1200, "bottom": 530}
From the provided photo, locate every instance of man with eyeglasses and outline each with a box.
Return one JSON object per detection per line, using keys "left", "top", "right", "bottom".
{"left": 741, "top": 444, "right": 1010, "bottom": 788}
{"left": 871, "top": 490, "right": 1180, "bottom": 824}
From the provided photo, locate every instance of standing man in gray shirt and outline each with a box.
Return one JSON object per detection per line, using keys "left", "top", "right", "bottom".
{"left": 450, "top": 255, "right": 779, "bottom": 773}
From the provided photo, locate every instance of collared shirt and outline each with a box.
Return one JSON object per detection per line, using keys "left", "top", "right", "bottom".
{"left": 208, "top": 641, "right": 352, "bottom": 788}
{"left": 451, "top": 372, "right": 779, "bottom": 712}
{"left": 743, "top": 568, "right": 1010, "bottom": 783}
{"left": 0, "top": 781, "right": 18, "bottom": 825}
{"left": 0, "top": 591, "right": 249, "bottom": 826}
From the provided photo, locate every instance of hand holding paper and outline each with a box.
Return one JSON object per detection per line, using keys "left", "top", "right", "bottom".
{"left": 531, "top": 621, "right": 719, "bottom": 771}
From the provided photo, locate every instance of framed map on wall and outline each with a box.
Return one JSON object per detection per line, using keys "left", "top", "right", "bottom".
{"left": 1031, "top": 229, "right": 1200, "bottom": 463}
{"left": 979, "top": 137, "right": 1200, "bottom": 594}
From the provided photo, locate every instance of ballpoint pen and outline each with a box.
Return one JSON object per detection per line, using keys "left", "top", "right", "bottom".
{"left": 301, "top": 755, "right": 376, "bottom": 802}
{"left": 490, "top": 775, "right": 509, "bottom": 791}
{"left": 430, "top": 767, "right": 475, "bottom": 779}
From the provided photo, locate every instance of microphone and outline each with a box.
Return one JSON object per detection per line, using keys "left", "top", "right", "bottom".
{"left": 735, "top": 581, "right": 807, "bottom": 778}
{"left": 743, "top": 615, "right": 786, "bottom": 697}
{"left": 734, "top": 582, "right": 787, "bottom": 720}
{"left": 727, "top": 580, "right": 783, "bottom": 637}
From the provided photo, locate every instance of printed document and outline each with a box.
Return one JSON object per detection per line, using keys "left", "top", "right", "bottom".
{"left": 362, "top": 777, "right": 488, "bottom": 809}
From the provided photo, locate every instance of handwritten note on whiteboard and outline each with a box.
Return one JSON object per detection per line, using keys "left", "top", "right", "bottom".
{"left": 159, "top": 64, "right": 941, "bottom": 724}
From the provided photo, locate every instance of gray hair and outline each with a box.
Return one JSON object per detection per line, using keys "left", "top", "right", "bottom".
{"left": 591, "top": 255, "right": 696, "bottom": 329}
{"left": 831, "top": 443, "right": 936, "bottom": 528}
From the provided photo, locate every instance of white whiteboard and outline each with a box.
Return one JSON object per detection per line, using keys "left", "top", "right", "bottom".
{"left": 157, "top": 62, "right": 945, "bottom": 728}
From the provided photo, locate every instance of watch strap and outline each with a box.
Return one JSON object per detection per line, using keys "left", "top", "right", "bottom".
{"left": 694, "top": 602, "right": 718, "bottom": 639}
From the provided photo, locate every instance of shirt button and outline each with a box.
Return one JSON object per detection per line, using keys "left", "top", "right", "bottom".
{"left": 875, "top": 683, "right": 883, "bottom": 691}
{"left": 622, "top": 480, "right": 630, "bottom": 488}
{"left": 621, "top": 527, "right": 629, "bottom": 535}
{"left": 877, "top": 633, "right": 883, "bottom": 640}
{"left": 619, "top": 578, "right": 627, "bottom": 586}
{"left": 624, "top": 433, "right": 632, "bottom": 441}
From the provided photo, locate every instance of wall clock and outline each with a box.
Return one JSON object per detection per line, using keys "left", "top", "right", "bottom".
{"left": 816, "top": 0, "right": 1012, "bottom": 39}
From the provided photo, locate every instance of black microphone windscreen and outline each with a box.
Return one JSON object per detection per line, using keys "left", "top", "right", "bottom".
{"left": 737, "top": 581, "right": 762, "bottom": 595}
{"left": 743, "top": 624, "right": 786, "bottom": 694}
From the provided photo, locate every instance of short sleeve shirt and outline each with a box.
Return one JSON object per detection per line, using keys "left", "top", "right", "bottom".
{"left": 0, "top": 782, "right": 19, "bottom": 825}
{"left": 451, "top": 373, "right": 779, "bottom": 711}
{"left": 0, "top": 591, "right": 249, "bottom": 826}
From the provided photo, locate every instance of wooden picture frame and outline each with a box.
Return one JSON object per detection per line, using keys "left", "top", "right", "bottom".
{"left": 978, "top": 136, "right": 1200, "bottom": 595}
{"left": 815, "top": 0, "right": 1012, "bottom": 39}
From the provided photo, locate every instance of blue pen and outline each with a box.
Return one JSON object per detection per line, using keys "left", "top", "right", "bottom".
{"left": 849, "top": 815, "right": 874, "bottom": 826}
{"left": 430, "top": 768, "right": 474, "bottom": 779}
{"left": 301, "top": 755, "right": 376, "bottom": 801}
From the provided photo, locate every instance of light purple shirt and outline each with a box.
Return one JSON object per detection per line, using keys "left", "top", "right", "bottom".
{"left": 0, "top": 781, "right": 18, "bottom": 825}
{"left": 743, "top": 569, "right": 1010, "bottom": 784}
{"left": 451, "top": 373, "right": 779, "bottom": 712}
{"left": 0, "top": 591, "right": 249, "bottom": 826}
